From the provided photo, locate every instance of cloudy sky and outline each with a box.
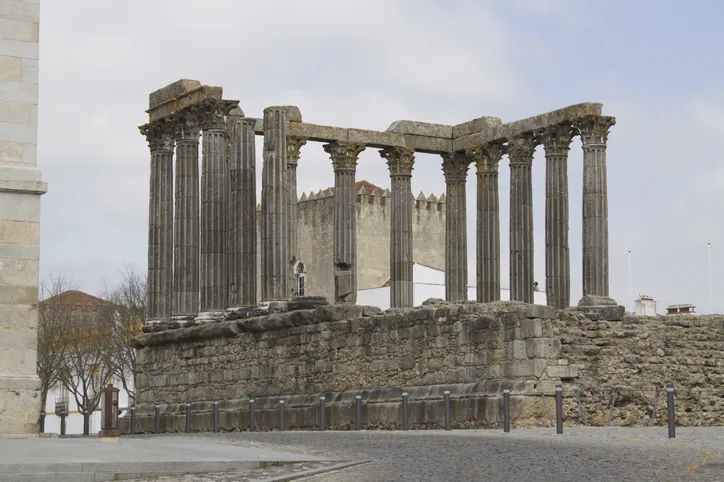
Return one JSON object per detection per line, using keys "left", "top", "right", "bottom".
{"left": 37, "top": 0, "right": 724, "bottom": 313}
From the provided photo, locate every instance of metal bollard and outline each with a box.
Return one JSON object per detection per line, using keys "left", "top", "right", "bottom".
{"left": 185, "top": 403, "right": 191, "bottom": 433}
{"left": 279, "top": 400, "right": 285, "bottom": 431}
{"left": 555, "top": 384, "right": 563, "bottom": 434}
{"left": 667, "top": 386, "right": 676, "bottom": 438}
{"left": 607, "top": 391, "right": 617, "bottom": 426}
{"left": 319, "top": 396, "right": 326, "bottom": 431}
{"left": 650, "top": 388, "right": 660, "bottom": 426}
{"left": 503, "top": 389, "right": 510, "bottom": 433}
{"left": 130, "top": 406, "right": 136, "bottom": 435}
{"left": 83, "top": 410, "right": 89, "bottom": 436}
{"left": 213, "top": 400, "right": 219, "bottom": 433}
{"left": 574, "top": 390, "right": 589, "bottom": 426}
{"left": 154, "top": 404, "right": 160, "bottom": 434}
{"left": 444, "top": 390, "right": 451, "bottom": 431}
{"left": 355, "top": 395, "right": 361, "bottom": 431}
{"left": 60, "top": 413, "right": 66, "bottom": 436}
{"left": 402, "top": 392, "right": 409, "bottom": 431}
{"left": 39, "top": 411, "right": 45, "bottom": 434}
{"left": 249, "top": 399, "right": 255, "bottom": 433}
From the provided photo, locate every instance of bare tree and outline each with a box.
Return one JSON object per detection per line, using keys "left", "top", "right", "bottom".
{"left": 58, "top": 310, "right": 114, "bottom": 414}
{"left": 100, "top": 264, "right": 146, "bottom": 403}
{"left": 37, "top": 274, "right": 78, "bottom": 411}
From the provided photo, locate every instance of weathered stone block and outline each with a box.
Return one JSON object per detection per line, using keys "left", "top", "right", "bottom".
{"left": 500, "top": 358, "right": 548, "bottom": 378}
{"left": 386, "top": 120, "right": 453, "bottom": 138}
{"left": 506, "top": 340, "right": 527, "bottom": 360}
{"left": 526, "top": 305, "right": 557, "bottom": 319}
{"left": 546, "top": 365, "right": 579, "bottom": 379}
{"left": 525, "top": 338, "right": 561, "bottom": 358}
{"left": 520, "top": 319, "right": 543, "bottom": 339}
{"left": 149, "top": 79, "right": 201, "bottom": 109}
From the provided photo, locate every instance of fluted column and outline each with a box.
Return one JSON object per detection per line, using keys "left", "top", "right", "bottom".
{"left": 324, "top": 141, "right": 366, "bottom": 303}
{"left": 287, "top": 137, "right": 307, "bottom": 291}
{"left": 198, "top": 100, "right": 235, "bottom": 317}
{"left": 470, "top": 144, "right": 505, "bottom": 303}
{"left": 541, "top": 124, "right": 573, "bottom": 309}
{"left": 508, "top": 133, "right": 536, "bottom": 303}
{"left": 172, "top": 109, "right": 201, "bottom": 318}
{"left": 141, "top": 122, "right": 174, "bottom": 322}
{"left": 441, "top": 152, "right": 470, "bottom": 302}
{"left": 228, "top": 108, "right": 258, "bottom": 308}
{"left": 380, "top": 147, "right": 415, "bottom": 308}
{"left": 261, "top": 107, "right": 290, "bottom": 301}
{"left": 577, "top": 115, "right": 616, "bottom": 297}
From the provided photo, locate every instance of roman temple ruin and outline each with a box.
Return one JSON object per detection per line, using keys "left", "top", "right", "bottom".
{"left": 140, "top": 79, "right": 621, "bottom": 329}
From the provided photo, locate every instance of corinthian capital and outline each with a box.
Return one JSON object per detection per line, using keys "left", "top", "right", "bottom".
{"left": 324, "top": 141, "right": 365, "bottom": 171}
{"left": 173, "top": 107, "right": 202, "bottom": 142}
{"left": 140, "top": 120, "right": 174, "bottom": 152}
{"left": 576, "top": 115, "right": 616, "bottom": 146}
{"left": 540, "top": 124, "right": 573, "bottom": 156}
{"left": 467, "top": 143, "right": 506, "bottom": 173}
{"left": 441, "top": 152, "right": 470, "bottom": 182}
{"left": 287, "top": 137, "right": 308, "bottom": 166}
{"left": 380, "top": 146, "right": 415, "bottom": 177}
{"left": 199, "top": 99, "right": 239, "bottom": 131}
{"left": 507, "top": 133, "right": 537, "bottom": 166}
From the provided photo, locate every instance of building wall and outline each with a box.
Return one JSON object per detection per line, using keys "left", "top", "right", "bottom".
{"left": 254, "top": 189, "right": 446, "bottom": 303}
{"left": 42, "top": 379, "right": 134, "bottom": 435}
{"left": 0, "top": 0, "right": 46, "bottom": 435}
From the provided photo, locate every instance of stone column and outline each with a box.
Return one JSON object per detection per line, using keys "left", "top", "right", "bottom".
{"left": 324, "top": 142, "right": 366, "bottom": 303}
{"left": 172, "top": 109, "right": 201, "bottom": 319}
{"left": 198, "top": 100, "right": 234, "bottom": 318}
{"left": 470, "top": 144, "right": 505, "bottom": 303}
{"left": 541, "top": 124, "right": 573, "bottom": 309}
{"left": 380, "top": 147, "right": 415, "bottom": 308}
{"left": 287, "top": 137, "right": 307, "bottom": 291}
{"left": 228, "top": 108, "right": 258, "bottom": 308}
{"left": 142, "top": 121, "right": 174, "bottom": 322}
{"left": 508, "top": 133, "right": 536, "bottom": 304}
{"left": 261, "top": 107, "right": 290, "bottom": 301}
{"left": 441, "top": 152, "right": 470, "bottom": 302}
{"left": 577, "top": 115, "right": 616, "bottom": 298}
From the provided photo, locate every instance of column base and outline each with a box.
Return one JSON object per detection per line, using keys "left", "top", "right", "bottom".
{"left": 575, "top": 295, "right": 625, "bottom": 321}
{"left": 194, "top": 311, "right": 226, "bottom": 324}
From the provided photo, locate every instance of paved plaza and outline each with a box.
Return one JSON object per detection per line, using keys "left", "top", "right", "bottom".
{"left": 2, "top": 427, "right": 723, "bottom": 480}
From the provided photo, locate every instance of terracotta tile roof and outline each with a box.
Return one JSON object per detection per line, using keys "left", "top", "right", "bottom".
{"left": 40, "top": 290, "right": 114, "bottom": 309}
{"left": 355, "top": 180, "right": 385, "bottom": 194}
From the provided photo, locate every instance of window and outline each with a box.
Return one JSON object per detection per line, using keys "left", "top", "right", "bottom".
{"left": 294, "top": 262, "right": 306, "bottom": 297}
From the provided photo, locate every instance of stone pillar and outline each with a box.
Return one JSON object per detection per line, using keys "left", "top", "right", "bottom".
{"left": 577, "top": 115, "right": 616, "bottom": 298}
{"left": 508, "top": 133, "right": 536, "bottom": 303}
{"left": 228, "top": 108, "right": 258, "bottom": 308}
{"left": 198, "top": 100, "right": 234, "bottom": 318}
{"left": 287, "top": 137, "right": 307, "bottom": 292}
{"left": 470, "top": 144, "right": 504, "bottom": 303}
{"left": 0, "top": 0, "right": 46, "bottom": 434}
{"left": 142, "top": 121, "right": 174, "bottom": 322}
{"left": 324, "top": 142, "right": 366, "bottom": 303}
{"left": 261, "top": 107, "right": 290, "bottom": 301}
{"left": 172, "top": 109, "right": 201, "bottom": 319}
{"left": 441, "top": 152, "right": 470, "bottom": 302}
{"left": 541, "top": 124, "right": 573, "bottom": 309}
{"left": 380, "top": 147, "right": 415, "bottom": 308}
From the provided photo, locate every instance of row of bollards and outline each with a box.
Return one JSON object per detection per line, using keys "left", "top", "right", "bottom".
{"left": 138, "top": 387, "right": 680, "bottom": 437}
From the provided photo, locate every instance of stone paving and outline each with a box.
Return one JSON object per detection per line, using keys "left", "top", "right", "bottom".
{"left": 172, "top": 427, "right": 724, "bottom": 481}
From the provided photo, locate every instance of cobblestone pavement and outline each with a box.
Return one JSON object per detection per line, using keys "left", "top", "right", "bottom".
{"left": 123, "top": 461, "right": 350, "bottom": 482}
{"left": 191, "top": 427, "right": 724, "bottom": 481}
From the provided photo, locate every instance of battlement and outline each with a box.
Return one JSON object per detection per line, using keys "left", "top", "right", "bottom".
{"left": 296, "top": 180, "right": 446, "bottom": 213}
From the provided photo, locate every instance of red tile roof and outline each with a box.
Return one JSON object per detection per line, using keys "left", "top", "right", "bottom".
{"left": 40, "top": 290, "right": 114, "bottom": 309}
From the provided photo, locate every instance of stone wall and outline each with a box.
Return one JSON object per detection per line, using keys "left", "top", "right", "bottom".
{"left": 255, "top": 184, "right": 446, "bottom": 303}
{"left": 0, "top": 0, "right": 46, "bottom": 435}
{"left": 123, "top": 303, "right": 724, "bottom": 434}
{"left": 554, "top": 312, "right": 724, "bottom": 427}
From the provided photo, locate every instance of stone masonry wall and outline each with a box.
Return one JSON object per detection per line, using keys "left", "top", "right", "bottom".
{"left": 255, "top": 186, "right": 446, "bottom": 303}
{"left": 123, "top": 303, "right": 724, "bottom": 434}
{"left": 553, "top": 311, "right": 724, "bottom": 427}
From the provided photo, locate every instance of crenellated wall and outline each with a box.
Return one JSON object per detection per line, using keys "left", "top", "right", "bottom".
{"left": 255, "top": 182, "right": 446, "bottom": 303}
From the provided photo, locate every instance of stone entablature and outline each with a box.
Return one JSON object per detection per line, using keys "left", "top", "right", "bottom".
{"left": 139, "top": 79, "right": 618, "bottom": 331}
